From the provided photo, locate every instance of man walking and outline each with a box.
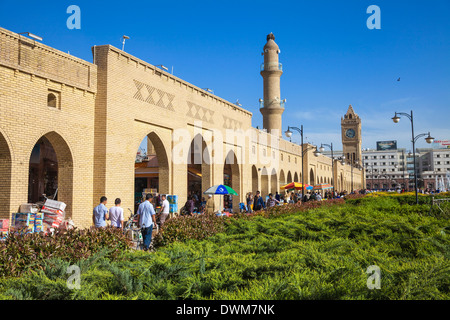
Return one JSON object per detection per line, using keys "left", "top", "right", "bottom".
{"left": 159, "top": 194, "right": 170, "bottom": 228}
{"left": 253, "top": 191, "right": 266, "bottom": 211}
{"left": 136, "top": 193, "right": 156, "bottom": 251}
{"left": 109, "top": 198, "right": 124, "bottom": 229}
{"left": 266, "top": 193, "right": 279, "bottom": 208}
{"left": 93, "top": 196, "right": 109, "bottom": 228}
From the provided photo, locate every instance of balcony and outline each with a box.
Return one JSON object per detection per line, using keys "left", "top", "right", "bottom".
{"left": 260, "top": 62, "right": 283, "bottom": 72}
{"left": 259, "top": 98, "right": 286, "bottom": 109}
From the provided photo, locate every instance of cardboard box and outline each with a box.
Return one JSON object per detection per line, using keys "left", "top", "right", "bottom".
{"left": 0, "top": 219, "right": 9, "bottom": 230}
{"left": 41, "top": 206, "right": 64, "bottom": 217}
{"left": 19, "top": 204, "right": 39, "bottom": 214}
{"left": 43, "top": 199, "right": 66, "bottom": 211}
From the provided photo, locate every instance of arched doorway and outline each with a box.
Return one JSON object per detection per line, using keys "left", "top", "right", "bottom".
{"left": 261, "top": 167, "right": 269, "bottom": 197}
{"left": 187, "top": 134, "right": 211, "bottom": 209}
{"left": 0, "top": 132, "right": 12, "bottom": 218}
{"left": 294, "top": 172, "right": 299, "bottom": 183}
{"left": 134, "top": 132, "right": 169, "bottom": 212}
{"left": 252, "top": 165, "right": 258, "bottom": 194}
{"left": 270, "top": 168, "right": 277, "bottom": 195}
{"left": 309, "top": 169, "right": 315, "bottom": 186}
{"left": 28, "top": 132, "right": 73, "bottom": 217}
{"left": 279, "top": 169, "right": 286, "bottom": 193}
{"left": 287, "top": 171, "right": 293, "bottom": 184}
{"left": 223, "top": 150, "right": 240, "bottom": 212}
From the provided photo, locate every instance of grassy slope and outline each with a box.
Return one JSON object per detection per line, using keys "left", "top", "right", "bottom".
{"left": 1, "top": 197, "right": 449, "bottom": 300}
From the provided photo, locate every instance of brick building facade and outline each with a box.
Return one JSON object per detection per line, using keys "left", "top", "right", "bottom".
{"left": 0, "top": 27, "right": 364, "bottom": 228}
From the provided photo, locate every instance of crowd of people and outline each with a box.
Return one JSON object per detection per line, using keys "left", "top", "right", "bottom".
{"left": 92, "top": 189, "right": 360, "bottom": 252}
{"left": 93, "top": 193, "right": 171, "bottom": 251}
{"left": 244, "top": 190, "right": 347, "bottom": 212}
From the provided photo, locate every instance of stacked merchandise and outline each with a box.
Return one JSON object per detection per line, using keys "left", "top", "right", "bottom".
{"left": 34, "top": 212, "right": 45, "bottom": 233}
{"left": 167, "top": 195, "right": 178, "bottom": 214}
{"left": 0, "top": 219, "right": 9, "bottom": 239}
{"left": 11, "top": 213, "right": 36, "bottom": 235}
{"left": 41, "top": 199, "right": 66, "bottom": 231}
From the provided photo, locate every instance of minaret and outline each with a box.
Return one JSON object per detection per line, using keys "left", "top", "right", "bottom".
{"left": 260, "top": 33, "right": 285, "bottom": 137}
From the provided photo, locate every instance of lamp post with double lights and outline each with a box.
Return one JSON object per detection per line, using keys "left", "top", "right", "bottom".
{"left": 392, "top": 110, "right": 434, "bottom": 204}
{"left": 285, "top": 125, "right": 320, "bottom": 199}
{"left": 317, "top": 143, "right": 336, "bottom": 195}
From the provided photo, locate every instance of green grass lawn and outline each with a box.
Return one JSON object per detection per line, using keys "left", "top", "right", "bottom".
{"left": 1, "top": 196, "right": 449, "bottom": 300}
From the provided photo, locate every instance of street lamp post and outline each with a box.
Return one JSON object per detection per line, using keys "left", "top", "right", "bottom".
{"left": 285, "top": 125, "right": 320, "bottom": 200}
{"left": 319, "top": 143, "right": 335, "bottom": 195}
{"left": 392, "top": 110, "right": 434, "bottom": 204}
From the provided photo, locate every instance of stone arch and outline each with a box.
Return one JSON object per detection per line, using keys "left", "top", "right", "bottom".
{"left": 28, "top": 131, "right": 74, "bottom": 218}
{"left": 224, "top": 150, "right": 241, "bottom": 212}
{"left": 279, "top": 169, "right": 286, "bottom": 192}
{"left": 309, "top": 168, "right": 315, "bottom": 185}
{"left": 187, "top": 134, "right": 212, "bottom": 197}
{"left": 0, "top": 131, "right": 12, "bottom": 219}
{"left": 134, "top": 131, "right": 170, "bottom": 212}
{"left": 287, "top": 171, "right": 293, "bottom": 183}
{"left": 251, "top": 165, "right": 259, "bottom": 194}
{"left": 294, "top": 172, "right": 299, "bottom": 183}
{"left": 261, "top": 167, "right": 269, "bottom": 197}
{"left": 270, "top": 168, "right": 277, "bottom": 195}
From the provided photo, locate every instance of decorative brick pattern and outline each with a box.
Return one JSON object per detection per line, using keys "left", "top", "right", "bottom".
{"left": 186, "top": 101, "right": 214, "bottom": 124}
{"left": 133, "top": 80, "right": 175, "bottom": 111}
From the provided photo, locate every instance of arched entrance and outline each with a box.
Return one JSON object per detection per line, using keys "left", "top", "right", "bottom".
{"left": 223, "top": 150, "right": 240, "bottom": 212}
{"left": 28, "top": 132, "right": 73, "bottom": 217}
{"left": 187, "top": 134, "right": 211, "bottom": 209}
{"left": 261, "top": 167, "right": 269, "bottom": 197}
{"left": 309, "top": 169, "right": 315, "bottom": 186}
{"left": 270, "top": 168, "right": 277, "bottom": 195}
{"left": 0, "top": 132, "right": 12, "bottom": 218}
{"left": 294, "top": 172, "right": 299, "bottom": 183}
{"left": 252, "top": 165, "right": 258, "bottom": 194}
{"left": 279, "top": 169, "right": 286, "bottom": 192}
{"left": 287, "top": 171, "right": 293, "bottom": 184}
{"left": 134, "top": 132, "right": 169, "bottom": 212}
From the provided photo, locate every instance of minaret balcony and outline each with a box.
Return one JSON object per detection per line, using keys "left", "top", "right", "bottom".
{"left": 259, "top": 98, "right": 286, "bottom": 109}
{"left": 260, "top": 62, "right": 283, "bottom": 72}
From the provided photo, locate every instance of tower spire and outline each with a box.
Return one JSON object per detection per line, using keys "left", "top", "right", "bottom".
{"left": 260, "top": 33, "right": 284, "bottom": 137}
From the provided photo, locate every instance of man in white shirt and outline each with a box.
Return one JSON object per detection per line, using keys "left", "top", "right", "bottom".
{"left": 159, "top": 194, "right": 170, "bottom": 228}
{"left": 109, "top": 198, "right": 124, "bottom": 229}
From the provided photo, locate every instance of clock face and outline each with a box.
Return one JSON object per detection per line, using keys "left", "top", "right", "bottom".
{"left": 345, "top": 129, "right": 356, "bottom": 139}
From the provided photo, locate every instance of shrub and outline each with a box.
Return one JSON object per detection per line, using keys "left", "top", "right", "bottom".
{"left": 153, "top": 214, "right": 226, "bottom": 247}
{"left": 0, "top": 227, "right": 132, "bottom": 278}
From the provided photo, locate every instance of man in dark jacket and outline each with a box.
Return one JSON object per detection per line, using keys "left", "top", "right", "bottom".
{"left": 253, "top": 191, "right": 266, "bottom": 211}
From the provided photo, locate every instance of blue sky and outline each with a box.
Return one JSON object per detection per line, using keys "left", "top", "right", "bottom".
{"left": 1, "top": 0, "right": 449, "bottom": 152}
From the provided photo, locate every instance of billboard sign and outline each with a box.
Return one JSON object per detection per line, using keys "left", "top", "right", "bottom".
{"left": 376, "top": 140, "right": 397, "bottom": 151}
{"left": 432, "top": 140, "right": 450, "bottom": 149}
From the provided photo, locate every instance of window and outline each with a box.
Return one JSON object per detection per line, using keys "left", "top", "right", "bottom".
{"left": 373, "top": 156, "right": 377, "bottom": 159}
{"left": 47, "top": 92, "right": 58, "bottom": 108}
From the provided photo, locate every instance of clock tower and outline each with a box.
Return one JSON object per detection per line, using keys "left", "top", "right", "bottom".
{"left": 341, "top": 105, "right": 362, "bottom": 165}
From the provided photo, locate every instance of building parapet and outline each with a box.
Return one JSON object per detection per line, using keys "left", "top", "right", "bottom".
{"left": 93, "top": 44, "right": 252, "bottom": 119}
{"left": 0, "top": 27, "right": 97, "bottom": 93}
